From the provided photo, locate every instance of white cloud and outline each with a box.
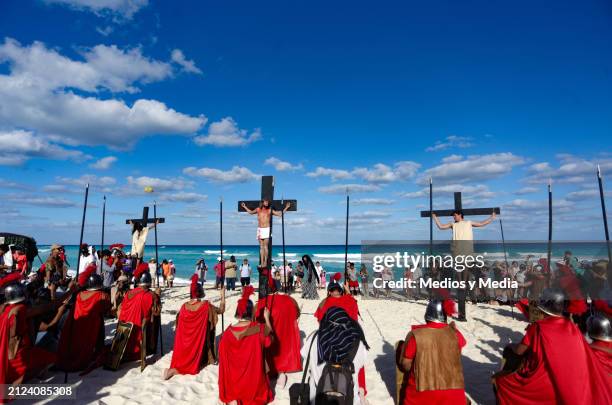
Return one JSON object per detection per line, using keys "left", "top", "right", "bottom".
{"left": 417, "top": 153, "right": 525, "bottom": 185}
{"left": 353, "top": 161, "right": 420, "bottom": 183}
{"left": 351, "top": 198, "right": 395, "bottom": 206}
{"left": 194, "top": 117, "right": 261, "bottom": 147}
{"left": 3, "top": 194, "right": 77, "bottom": 208}
{"left": 565, "top": 189, "right": 611, "bottom": 201}
{"left": 426, "top": 135, "right": 474, "bottom": 152}
{"left": 352, "top": 210, "right": 392, "bottom": 219}
{"left": 158, "top": 192, "right": 208, "bottom": 203}
{"left": 525, "top": 154, "right": 612, "bottom": 185}
{"left": 89, "top": 156, "right": 117, "bottom": 170}
{"left": 183, "top": 166, "right": 259, "bottom": 183}
{"left": 0, "top": 38, "right": 206, "bottom": 148}
{"left": 126, "top": 176, "right": 193, "bottom": 192}
{"left": 57, "top": 174, "right": 117, "bottom": 188}
{"left": 171, "top": 49, "right": 202, "bottom": 74}
{"left": 306, "top": 167, "right": 353, "bottom": 181}
{"left": 515, "top": 186, "right": 540, "bottom": 195}
{"left": 264, "top": 157, "right": 303, "bottom": 172}
{"left": 0, "top": 130, "right": 89, "bottom": 166}
{"left": 44, "top": 0, "right": 149, "bottom": 20}
{"left": 399, "top": 184, "right": 495, "bottom": 200}
{"left": 318, "top": 184, "right": 382, "bottom": 194}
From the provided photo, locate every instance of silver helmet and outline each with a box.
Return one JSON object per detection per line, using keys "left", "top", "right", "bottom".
{"left": 425, "top": 300, "right": 447, "bottom": 323}
{"left": 587, "top": 314, "right": 612, "bottom": 342}
{"left": 4, "top": 283, "right": 26, "bottom": 304}
{"left": 537, "top": 288, "right": 565, "bottom": 317}
{"left": 87, "top": 274, "right": 104, "bottom": 291}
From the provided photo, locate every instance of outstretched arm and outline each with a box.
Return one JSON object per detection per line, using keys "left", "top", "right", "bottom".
{"left": 272, "top": 202, "right": 291, "bottom": 217}
{"left": 472, "top": 212, "right": 496, "bottom": 227}
{"left": 241, "top": 202, "right": 258, "bottom": 215}
{"left": 432, "top": 213, "right": 452, "bottom": 230}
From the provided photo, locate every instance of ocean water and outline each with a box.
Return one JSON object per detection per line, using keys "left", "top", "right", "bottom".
{"left": 35, "top": 242, "right": 610, "bottom": 285}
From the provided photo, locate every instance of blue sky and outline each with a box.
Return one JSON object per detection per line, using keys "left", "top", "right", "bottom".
{"left": 0, "top": 0, "right": 611, "bottom": 245}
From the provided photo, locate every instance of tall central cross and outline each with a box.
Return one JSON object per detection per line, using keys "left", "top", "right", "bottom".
{"left": 238, "top": 176, "right": 297, "bottom": 296}
{"left": 125, "top": 206, "right": 166, "bottom": 227}
{"left": 420, "top": 192, "right": 500, "bottom": 218}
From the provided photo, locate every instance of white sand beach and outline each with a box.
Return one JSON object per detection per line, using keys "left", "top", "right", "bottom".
{"left": 20, "top": 285, "right": 529, "bottom": 405}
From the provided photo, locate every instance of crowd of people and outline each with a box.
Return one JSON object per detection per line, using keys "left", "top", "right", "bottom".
{"left": 0, "top": 237, "right": 610, "bottom": 404}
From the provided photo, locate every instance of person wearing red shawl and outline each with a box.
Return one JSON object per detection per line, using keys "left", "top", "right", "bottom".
{"left": 494, "top": 288, "right": 612, "bottom": 405}
{"left": 117, "top": 271, "right": 160, "bottom": 362}
{"left": 314, "top": 273, "right": 359, "bottom": 322}
{"left": 163, "top": 279, "right": 225, "bottom": 380}
{"left": 587, "top": 314, "right": 612, "bottom": 375}
{"left": 1, "top": 283, "right": 56, "bottom": 384}
{"left": 56, "top": 273, "right": 110, "bottom": 372}
{"left": 555, "top": 262, "right": 587, "bottom": 317}
{"left": 255, "top": 287, "right": 301, "bottom": 388}
{"left": 218, "top": 286, "right": 274, "bottom": 405}
{"left": 397, "top": 298, "right": 466, "bottom": 405}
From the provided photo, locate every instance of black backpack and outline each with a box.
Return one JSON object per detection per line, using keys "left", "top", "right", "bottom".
{"left": 314, "top": 341, "right": 358, "bottom": 405}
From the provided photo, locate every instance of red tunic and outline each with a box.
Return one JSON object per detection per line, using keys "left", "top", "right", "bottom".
{"left": 218, "top": 322, "right": 273, "bottom": 405}
{"left": 3, "top": 304, "right": 56, "bottom": 383}
{"left": 255, "top": 294, "right": 302, "bottom": 374}
{"left": 590, "top": 340, "right": 612, "bottom": 376}
{"left": 495, "top": 316, "right": 612, "bottom": 405}
{"left": 57, "top": 290, "right": 110, "bottom": 371}
{"left": 118, "top": 287, "right": 154, "bottom": 361}
{"left": 314, "top": 295, "right": 359, "bottom": 322}
{"left": 402, "top": 322, "right": 466, "bottom": 405}
{"left": 169, "top": 301, "right": 210, "bottom": 375}
{"left": 0, "top": 309, "right": 9, "bottom": 403}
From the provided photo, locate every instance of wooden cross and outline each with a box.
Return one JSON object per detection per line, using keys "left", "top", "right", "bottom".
{"left": 238, "top": 176, "right": 297, "bottom": 296}
{"left": 420, "top": 192, "right": 500, "bottom": 218}
{"left": 125, "top": 206, "right": 166, "bottom": 226}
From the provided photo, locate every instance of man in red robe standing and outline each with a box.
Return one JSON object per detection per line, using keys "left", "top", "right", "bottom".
{"left": 1, "top": 283, "right": 56, "bottom": 384}
{"left": 494, "top": 288, "right": 612, "bottom": 405}
{"left": 163, "top": 279, "right": 225, "bottom": 380}
{"left": 218, "top": 286, "right": 274, "bottom": 405}
{"left": 314, "top": 273, "right": 359, "bottom": 322}
{"left": 57, "top": 274, "right": 111, "bottom": 371}
{"left": 117, "top": 271, "right": 160, "bottom": 362}
{"left": 587, "top": 314, "right": 612, "bottom": 375}
{"left": 255, "top": 288, "right": 301, "bottom": 388}
{"left": 397, "top": 299, "right": 466, "bottom": 405}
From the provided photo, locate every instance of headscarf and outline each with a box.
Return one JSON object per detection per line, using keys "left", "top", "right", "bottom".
{"left": 317, "top": 307, "right": 368, "bottom": 364}
{"left": 301, "top": 255, "right": 319, "bottom": 283}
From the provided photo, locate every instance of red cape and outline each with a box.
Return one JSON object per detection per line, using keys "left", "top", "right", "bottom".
{"left": 591, "top": 341, "right": 612, "bottom": 376}
{"left": 77, "top": 263, "right": 97, "bottom": 288}
{"left": 557, "top": 266, "right": 587, "bottom": 315}
{"left": 255, "top": 294, "right": 302, "bottom": 374}
{"left": 495, "top": 316, "right": 612, "bottom": 405}
{"left": 118, "top": 287, "right": 154, "bottom": 361}
{"left": 57, "top": 290, "right": 110, "bottom": 371}
{"left": 314, "top": 295, "right": 359, "bottom": 322}
{"left": 3, "top": 304, "right": 56, "bottom": 383}
{"left": 170, "top": 301, "right": 210, "bottom": 375}
{"left": 0, "top": 309, "right": 9, "bottom": 403}
{"left": 218, "top": 322, "right": 273, "bottom": 405}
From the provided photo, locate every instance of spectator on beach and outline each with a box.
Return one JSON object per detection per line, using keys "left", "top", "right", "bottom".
{"left": 0, "top": 243, "right": 14, "bottom": 273}
{"left": 13, "top": 246, "right": 28, "bottom": 275}
{"left": 315, "top": 261, "right": 325, "bottom": 289}
{"left": 347, "top": 262, "right": 359, "bottom": 295}
{"left": 294, "top": 262, "right": 304, "bottom": 290}
{"left": 100, "top": 250, "right": 115, "bottom": 288}
{"left": 148, "top": 258, "right": 158, "bottom": 287}
{"left": 168, "top": 260, "right": 176, "bottom": 288}
{"left": 359, "top": 263, "right": 369, "bottom": 299}
{"left": 240, "top": 258, "right": 251, "bottom": 287}
{"left": 382, "top": 266, "right": 394, "bottom": 298}
{"left": 78, "top": 244, "right": 95, "bottom": 275}
{"left": 403, "top": 266, "right": 413, "bottom": 299}
{"left": 287, "top": 262, "right": 295, "bottom": 291}
{"left": 44, "top": 244, "right": 67, "bottom": 300}
{"left": 215, "top": 258, "right": 226, "bottom": 289}
{"left": 225, "top": 256, "right": 237, "bottom": 291}
{"left": 196, "top": 259, "right": 207, "bottom": 283}
{"left": 162, "top": 259, "right": 170, "bottom": 287}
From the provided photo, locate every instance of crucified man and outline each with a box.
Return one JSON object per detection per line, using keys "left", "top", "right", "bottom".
{"left": 241, "top": 199, "right": 290, "bottom": 268}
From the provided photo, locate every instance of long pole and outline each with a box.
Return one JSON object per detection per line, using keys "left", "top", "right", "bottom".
{"left": 547, "top": 180, "right": 553, "bottom": 278}
{"left": 344, "top": 191, "right": 350, "bottom": 280}
{"left": 281, "top": 197, "right": 287, "bottom": 293}
{"left": 153, "top": 201, "right": 163, "bottom": 356}
{"left": 597, "top": 165, "right": 612, "bottom": 263}
{"left": 429, "top": 178, "right": 433, "bottom": 257}
{"left": 65, "top": 183, "right": 89, "bottom": 383}
{"left": 101, "top": 195, "right": 106, "bottom": 251}
{"left": 220, "top": 198, "right": 224, "bottom": 332}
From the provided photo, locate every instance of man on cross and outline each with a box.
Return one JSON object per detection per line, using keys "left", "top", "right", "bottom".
{"left": 432, "top": 210, "right": 496, "bottom": 241}
{"left": 241, "top": 199, "right": 290, "bottom": 268}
